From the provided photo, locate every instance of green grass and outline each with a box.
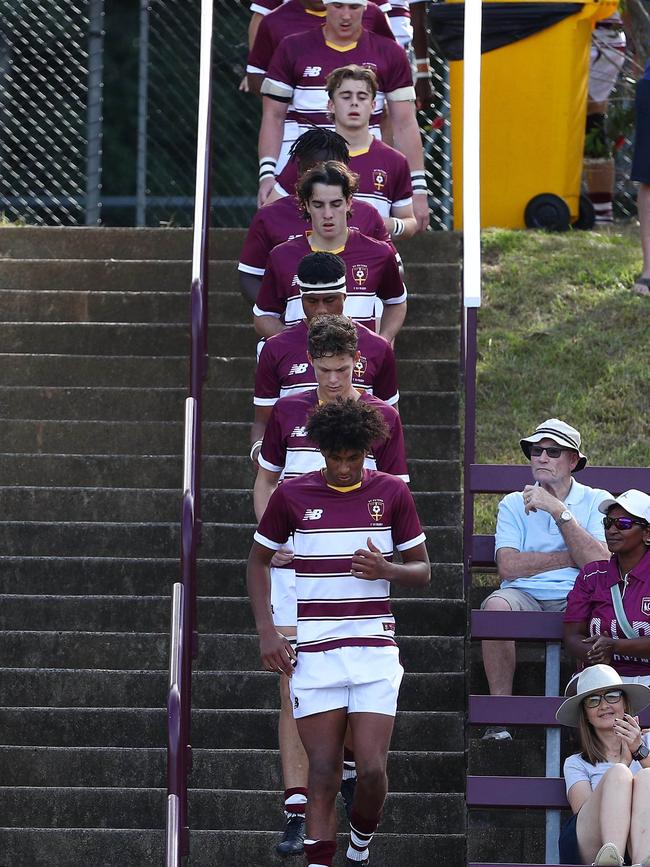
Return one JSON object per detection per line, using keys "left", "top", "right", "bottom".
{"left": 473, "top": 225, "right": 648, "bottom": 540}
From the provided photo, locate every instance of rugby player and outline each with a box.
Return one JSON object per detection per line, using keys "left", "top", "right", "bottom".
{"left": 253, "top": 161, "right": 406, "bottom": 340}
{"left": 248, "top": 397, "right": 429, "bottom": 866}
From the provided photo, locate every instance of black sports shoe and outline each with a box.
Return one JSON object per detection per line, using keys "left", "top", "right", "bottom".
{"left": 346, "top": 858, "right": 369, "bottom": 866}
{"left": 276, "top": 814, "right": 305, "bottom": 857}
{"left": 339, "top": 776, "right": 356, "bottom": 819}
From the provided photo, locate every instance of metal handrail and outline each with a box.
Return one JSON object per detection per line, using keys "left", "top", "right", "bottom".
{"left": 165, "top": 0, "right": 214, "bottom": 861}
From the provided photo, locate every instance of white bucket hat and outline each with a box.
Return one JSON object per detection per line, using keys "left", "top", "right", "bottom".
{"left": 556, "top": 664, "right": 650, "bottom": 727}
{"left": 520, "top": 418, "right": 587, "bottom": 472}
{"left": 598, "top": 489, "right": 650, "bottom": 524}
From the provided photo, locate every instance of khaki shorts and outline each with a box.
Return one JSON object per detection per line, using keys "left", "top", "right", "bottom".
{"left": 480, "top": 587, "right": 566, "bottom": 613}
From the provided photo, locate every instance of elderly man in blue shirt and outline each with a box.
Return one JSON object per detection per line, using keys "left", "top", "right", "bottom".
{"left": 481, "top": 419, "right": 611, "bottom": 740}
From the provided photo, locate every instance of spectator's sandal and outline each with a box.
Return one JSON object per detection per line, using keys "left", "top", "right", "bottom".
{"left": 592, "top": 842, "right": 624, "bottom": 866}
{"left": 632, "top": 276, "right": 650, "bottom": 296}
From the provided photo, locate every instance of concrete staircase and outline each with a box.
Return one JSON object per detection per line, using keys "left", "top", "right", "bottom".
{"left": 0, "top": 226, "right": 465, "bottom": 865}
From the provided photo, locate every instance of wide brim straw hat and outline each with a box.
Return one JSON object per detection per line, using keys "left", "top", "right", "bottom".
{"left": 556, "top": 664, "right": 650, "bottom": 727}
{"left": 520, "top": 418, "right": 587, "bottom": 472}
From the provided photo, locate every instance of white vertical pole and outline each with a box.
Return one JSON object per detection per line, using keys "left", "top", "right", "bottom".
{"left": 462, "top": 0, "right": 482, "bottom": 309}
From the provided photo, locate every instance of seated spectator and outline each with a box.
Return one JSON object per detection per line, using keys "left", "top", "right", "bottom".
{"left": 250, "top": 251, "right": 399, "bottom": 463}
{"left": 238, "top": 128, "right": 391, "bottom": 305}
{"left": 564, "top": 490, "right": 650, "bottom": 685}
{"left": 254, "top": 161, "right": 407, "bottom": 341}
{"left": 555, "top": 664, "right": 650, "bottom": 867}
{"left": 481, "top": 419, "right": 610, "bottom": 741}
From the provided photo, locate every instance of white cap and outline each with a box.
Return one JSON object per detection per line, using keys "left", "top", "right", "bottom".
{"left": 322, "top": 0, "right": 368, "bottom": 5}
{"left": 556, "top": 664, "right": 650, "bottom": 727}
{"left": 520, "top": 418, "right": 587, "bottom": 471}
{"left": 598, "top": 489, "right": 650, "bottom": 524}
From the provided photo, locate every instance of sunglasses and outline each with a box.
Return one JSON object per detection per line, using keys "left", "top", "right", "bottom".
{"left": 583, "top": 689, "right": 624, "bottom": 709}
{"left": 603, "top": 516, "right": 649, "bottom": 531}
{"left": 529, "top": 445, "right": 572, "bottom": 458}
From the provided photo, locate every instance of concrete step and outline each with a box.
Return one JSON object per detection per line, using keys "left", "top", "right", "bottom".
{"left": 0, "top": 593, "right": 466, "bottom": 635}
{"left": 0, "top": 669, "right": 464, "bottom": 711}
{"left": 0, "top": 454, "right": 460, "bottom": 492}
{"left": 0, "top": 322, "right": 459, "bottom": 358}
{"left": 0, "top": 827, "right": 466, "bottom": 867}
{"left": 0, "top": 226, "right": 462, "bottom": 264}
{"left": 0, "top": 353, "right": 460, "bottom": 393}
{"left": 0, "top": 257, "right": 459, "bottom": 296}
{"left": 0, "top": 557, "right": 465, "bottom": 599}
{"left": 0, "top": 289, "right": 459, "bottom": 327}
{"left": 0, "top": 632, "right": 464, "bottom": 673}
{"left": 0, "top": 707, "right": 464, "bottom": 750}
{"left": 0, "top": 786, "right": 464, "bottom": 833}
{"left": 0, "top": 485, "right": 460, "bottom": 525}
{"left": 1, "top": 419, "right": 460, "bottom": 462}
{"left": 0, "top": 386, "right": 460, "bottom": 425}
{"left": 0, "top": 745, "right": 460, "bottom": 792}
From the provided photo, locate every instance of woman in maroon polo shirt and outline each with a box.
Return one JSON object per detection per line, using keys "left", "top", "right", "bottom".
{"left": 564, "top": 490, "right": 650, "bottom": 685}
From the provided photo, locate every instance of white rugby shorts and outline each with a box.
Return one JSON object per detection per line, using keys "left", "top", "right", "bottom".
{"left": 290, "top": 645, "right": 403, "bottom": 719}
{"left": 271, "top": 565, "right": 297, "bottom": 628}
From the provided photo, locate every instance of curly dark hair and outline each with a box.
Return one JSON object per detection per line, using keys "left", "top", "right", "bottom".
{"left": 297, "top": 251, "right": 346, "bottom": 287}
{"left": 297, "top": 161, "right": 359, "bottom": 218}
{"left": 307, "top": 398, "right": 389, "bottom": 453}
{"left": 287, "top": 128, "right": 349, "bottom": 175}
{"left": 308, "top": 314, "right": 357, "bottom": 359}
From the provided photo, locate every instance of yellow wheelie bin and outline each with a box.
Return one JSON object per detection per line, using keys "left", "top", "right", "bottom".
{"left": 430, "top": 0, "right": 618, "bottom": 230}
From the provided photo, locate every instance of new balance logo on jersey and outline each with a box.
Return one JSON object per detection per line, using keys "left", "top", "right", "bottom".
{"left": 291, "top": 425, "right": 308, "bottom": 438}
{"left": 303, "top": 508, "right": 323, "bottom": 521}
{"left": 303, "top": 66, "right": 322, "bottom": 77}
{"left": 288, "top": 363, "right": 309, "bottom": 376}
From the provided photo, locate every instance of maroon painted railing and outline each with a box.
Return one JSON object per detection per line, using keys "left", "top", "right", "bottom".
{"left": 165, "top": 0, "right": 213, "bottom": 863}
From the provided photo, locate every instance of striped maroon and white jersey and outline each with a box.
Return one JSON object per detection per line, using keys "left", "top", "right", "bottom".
{"left": 254, "top": 468, "right": 425, "bottom": 651}
{"left": 254, "top": 229, "right": 406, "bottom": 330}
{"left": 387, "top": 0, "right": 429, "bottom": 47}
{"left": 238, "top": 196, "right": 389, "bottom": 279}
{"left": 262, "top": 27, "right": 414, "bottom": 140}
{"left": 275, "top": 137, "right": 412, "bottom": 220}
{"left": 259, "top": 389, "right": 408, "bottom": 481}
{"left": 255, "top": 318, "right": 399, "bottom": 406}
{"left": 247, "top": 0, "right": 393, "bottom": 77}
{"left": 251, "top": 0, "right": 391, "bottom": 15}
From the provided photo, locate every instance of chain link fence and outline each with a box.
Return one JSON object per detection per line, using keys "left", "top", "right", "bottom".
{"left": 0, "top": 1, "right": 644, "bottom": 228}
{"left": 0, "top": 0, "right": 102, "bottom": 225}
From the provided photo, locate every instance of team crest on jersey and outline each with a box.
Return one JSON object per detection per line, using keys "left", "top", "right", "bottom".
{"left": 354, "top": 355, "right": 368, "bottom": 377}
{"left": 373, "top": 169, "right": 387, "bottom": 192}
{"left": 353, "top": 264, "right": 368, "bottom": 286}
{"left": 642, "top": 598, "right": 650, "bottom": 616}
{"left": 368, "top": 499, "right": 384, "bottom": 523}
{"left": 361, "top": 62, "right": 378, "bottom": 74}
{"left": 288, "top": 363, "right": 309, "bottom": 376}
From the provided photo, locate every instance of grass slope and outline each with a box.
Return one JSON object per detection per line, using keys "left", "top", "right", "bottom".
{"left": 474, "top": 226, "right": 648, "bottom": 535}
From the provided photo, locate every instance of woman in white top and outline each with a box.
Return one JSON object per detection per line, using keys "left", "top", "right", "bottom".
{"left": 556, "top": 665, "right": 650, "bottom": 866}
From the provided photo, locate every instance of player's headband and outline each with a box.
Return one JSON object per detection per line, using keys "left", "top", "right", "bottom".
{"left": 322, "top": 0, "right": 368, "bottom": 6}
{"left": 297, "top": 275, "right": 347, "bottom": 295}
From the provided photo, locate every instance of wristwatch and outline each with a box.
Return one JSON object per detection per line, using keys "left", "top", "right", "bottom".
{"left": 556, "top": 509, "right": 573, "bottom": 526}
{"left": 632, "top": 742, "right": 650, "bottom": 762}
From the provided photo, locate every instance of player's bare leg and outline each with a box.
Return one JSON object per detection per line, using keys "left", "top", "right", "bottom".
{"left": 276, "top": 626, "right": 308, "bottom": 857}
{"left": 297, "top": 708, "right": 348, "bottom": 867}
{"left": 344, "top": 711, "right": 395, "bottom": 864}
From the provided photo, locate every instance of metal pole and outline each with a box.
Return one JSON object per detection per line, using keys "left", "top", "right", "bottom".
{"left": 85, "top": 0, "right": 104, "bottom": 225}
{"left": 136, "top": 0, "right": 150, "bottom": 227}
{"left": 545, "top": 642, "right": 562, "bottom": 863}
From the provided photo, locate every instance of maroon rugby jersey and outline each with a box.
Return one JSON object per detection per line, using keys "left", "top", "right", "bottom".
{"left": 238, "top": 195, "right": 389, "bottom": 278}
{"left": 276, "top": 137, "right": 412, "bottom": 220}
{"left": 259, "top": 389, "right": 408, "bottom": 480}
{"left": 262, "top": 28, "right": 414, "bottom": 137}
{"left": 254, "top": 229, "right": 406, "bottom": 330}
{"left": 254, "top": 468, "right": 425, "bottom": 651}
{"left": 255, "top": 318, "right": 399, "bottom": 406}
{"left": 247, "top": 0, "right": 393, "bottom": 76}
